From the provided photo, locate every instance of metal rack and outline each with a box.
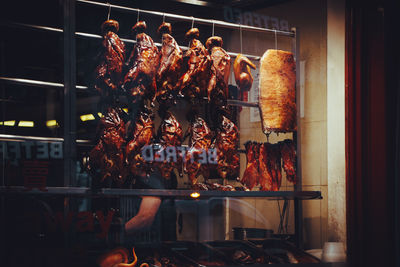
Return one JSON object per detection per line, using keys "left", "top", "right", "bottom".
{"left": 0, "top": 186, "right": 321, "bottom": 200}
{"left": 0, "top": 0, "right": 308, "bottom": 248}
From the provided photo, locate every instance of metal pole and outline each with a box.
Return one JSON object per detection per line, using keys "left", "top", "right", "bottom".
{"left": 63, "top": 0, "right": 76, "bottom": 187}
{"left": 292, "top": 27, "right": 303, "bottom": 249}
{"left": 2, "top": 22, "right": 262, "bottom": 61}
{"left": 77, "top": 0, "right": 294, "bottom": 37}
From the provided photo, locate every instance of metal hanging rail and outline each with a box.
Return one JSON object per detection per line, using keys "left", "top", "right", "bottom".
{"left": 0, "top": 134, "right": 91, "bottom": 144}
{"left": 77, "top": 0, "right": 294, "bottom": 37}
{"left": 6, "top": 21, "right": 261, "bottom": 61}
{"left": 0, "top": 76, "right": 88, "bottom": 90}
{"left": 0, "top": 76, "right": 259, "bottom": 108}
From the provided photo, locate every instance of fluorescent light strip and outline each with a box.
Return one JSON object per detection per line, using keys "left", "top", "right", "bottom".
{"left": 18, "top": 121, "right": 34, "bottom": 127}
{"left": 46, "top": 120, "right": 58, "bottom": 127}
{"left": 80, "top": 114, "right": 95, "bottom": 121}
{"left": 4, "top": 121, "right": 15, "bottom": 126}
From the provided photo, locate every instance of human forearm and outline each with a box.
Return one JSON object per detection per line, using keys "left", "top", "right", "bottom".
{"left": 124, "top": 196, "right": 161, "bottom": 235}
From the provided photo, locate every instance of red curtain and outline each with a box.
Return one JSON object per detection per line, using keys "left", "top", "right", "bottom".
{"left": 345, "top": 1, "right": 400, "bottom": 267}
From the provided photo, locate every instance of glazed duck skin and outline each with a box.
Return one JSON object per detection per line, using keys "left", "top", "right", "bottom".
{"left": 233, "top": 54, "right": 256, "bottom": 92}
{"left": 89, "top": 107, "right": 127, "bottom": 184}
{"left": 241, "top": 141, "right": 260, "bottom": 190}
{"left": 215, "top": 115, "right": 239, "bottom": 179}
{"left": 280, "top": 139, "right": 297, "bottom": 184}
{"left": 123, "top": 21, "right": 159, "bottom": 105}
{"left": 126, "top": 106, "right": 155, "bottom": 176}
{"left": 184, "top": 116, "right": 213, "bottom": 185}
{"left": 95, "top": 20, "right": 126, "bottom": 100}
{"left": 206, "top": 36, "right": 231, "bottom": 105}
{"left": 156, "top": 23, "right": 183, "bottom": 104}
{"left": 156, "top": 111, "right": 183, "bottom": 179}
{"left": 178, "top": 28, "right": 212, "bottom": 101}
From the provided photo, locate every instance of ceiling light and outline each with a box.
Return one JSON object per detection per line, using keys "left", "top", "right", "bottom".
{"left": 18, "top": 121, "right": 34, "bottom": 127}
{"left": 80, "top": 114, "right": 95, "bottom": 121}
{"left": 4, "top": 120, "right": 15, "bottom": 126}
{"left": 46, "top": 120, "right": 58, "bottom": 127}
{"left": 97, "top": 112, "right": 103, "bottom": 117}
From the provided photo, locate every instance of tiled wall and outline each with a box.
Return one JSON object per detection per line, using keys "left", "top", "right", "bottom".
{"left": 175, "top": 0, "right": 332, "bottom": 249}
{"left": 224, "top": 0, "right": 329, "bottom": 249}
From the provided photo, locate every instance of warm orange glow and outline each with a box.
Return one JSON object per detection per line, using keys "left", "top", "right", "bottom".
{"left": 190, "top": 192, "right": 200, "bottom": 198}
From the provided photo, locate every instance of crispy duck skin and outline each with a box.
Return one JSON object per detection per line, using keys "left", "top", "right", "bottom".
{"left": 89, "top": 108, "right": 127, "bottom": 184}
{"left": 260, "top": 143, "right": 282, "bottom": 191}
{"left": 215, "top": 115, "right": 239, "bottom": 179}
{"left": 178, "top": 28, "right": 212, "bottom": 101}
{"left": 241, "top": 141, "right": 260, "bottom": 190}
{"left": 258, "top": 143, "right": 274, "bottom": 191}
{"left": 259, "top": 50, "right": 296, "bottom": 132}
{"left": 95, "top": 20, "right": 126, "bottom": 99}
{"left": 184, "top": 116, "right": 213, "bottom": 185}
{"left": 126, "top": 106, "right": 154, "bottom": 176}
{"left": 206, "top": 36, "right": 231, "bottom": 105}
{"left": 233, "top": 54, "right": 256, "bottom": 92}
{"left": 156, "top": 23, "right": 183, "bottom": 104}
{"left": 123, "top": 21, "right": 159, "bottom": 105}
{"left": 156, "top": 111, "right": 183, "bottom": 179}
{"left": 280, "top": 139, "right": 297, "bottom": 184}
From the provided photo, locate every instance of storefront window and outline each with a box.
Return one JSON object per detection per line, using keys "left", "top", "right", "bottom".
{"left": 0, "top": 0, "right": 345, "bottom": 266}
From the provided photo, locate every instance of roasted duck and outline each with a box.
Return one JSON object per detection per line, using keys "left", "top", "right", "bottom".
{"left": 206, "top": 36, "right": 231, "bottom": 105}
{"left": 89, "top": 107, "right": 127, "bottom": 185}
{"left": 280, "top": 139, "right": 297, "bottom": 184}
{"left": 233, "top": 54, "right": 256, "bottom": 92}
{"left": 184, "top": 115, "right": 213, "bottom": 185}
{"left": 156, "top": 22, "right": 183, "bottom": 105}
{"left": 178, "top": 28, "right": 212, "bottom": 102}
{"left": 156, "top": 111, "right": 183, "bottom": 179}
{"left": 241, "top": 141, "right": 260, "bottom": 190}
{"left": 215, "top": 115, "right": 239, "bottom": 179}
{"left": 126, "top": 106, "right": 155, "bottom": 176}
{"left": 123, "top": 21, "right": 159, "bottom": 105}
{"left": 94, "top": 20, "right": 126, "bottom": 101}
{"left": 259, "top": 49, "right": 296, "bottom": 132}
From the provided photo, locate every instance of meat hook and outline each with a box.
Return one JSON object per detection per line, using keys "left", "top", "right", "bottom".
{"left": 107, "top": 3, "right": 111, "bottom": 20}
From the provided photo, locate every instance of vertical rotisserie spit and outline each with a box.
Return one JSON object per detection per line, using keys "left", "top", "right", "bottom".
{"left": 259, "top": 49, "right": 296, "bottom": 133}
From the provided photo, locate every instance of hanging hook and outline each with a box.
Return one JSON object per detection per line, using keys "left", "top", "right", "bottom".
{"left": 266, "top": 132, "right": 270, "bottom": 142}
{"left": 239, "top": 24, "right": 243, "bottom": 54}
{"left": 107, "top": 3, "right": 111, "bottom": 20}
{"left": 163, "top": 13, "right": 165, "bottom": 23}
{"left": 212, "top": 19, "right": 215, "bottom": 36}
{"left": 191, "top": 16, "right": 195, "bottom": 29}
{"left": 274, "top": 29, "right": 278, "bottom": 50}
{"left": 137, "top": 9, "right": 140, "bottom": 22}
